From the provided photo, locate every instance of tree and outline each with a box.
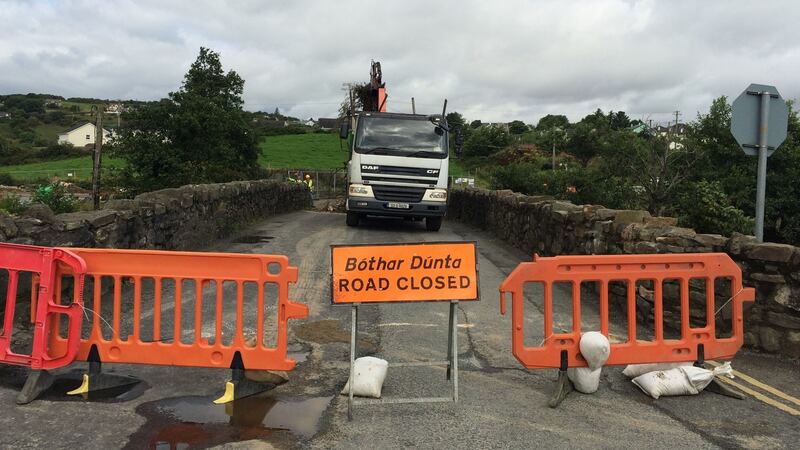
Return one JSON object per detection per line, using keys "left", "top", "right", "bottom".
{"left": 463, "top": 125, "right": 511, "bottom": 157}
{"left": 2, "top": 96, "right": 45, "bottom": 114}
{"left": 536, "top": 114, "right": 569, "bottom": 130}
{"left": 689, "top": 97, "right": 800, "bottom": 243}
{"left": 445, "top": 112, "right": 465, "bottom": 129}
{"left": 508, "top": 120, "right": 528, "bottom": 135}
{"left": 608, "top": 111, "right": 631, "bottom": 130}
{"left": 600, "top": 130, "right": 697, "bottom": 216}
{"left": 112, "top": 47, "right": 260, "bottom": 192}
{"left": 470, "top": 119, "right": 483, "bottom": 129}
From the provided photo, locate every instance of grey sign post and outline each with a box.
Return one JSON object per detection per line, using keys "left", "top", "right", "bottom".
{"left": 730, "top": 84, "right": 789, "bottom": 241}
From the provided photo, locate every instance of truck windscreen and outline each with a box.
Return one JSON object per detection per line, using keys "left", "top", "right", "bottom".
{"left": 355, "top": 116, "right": 447, "bottom": 158}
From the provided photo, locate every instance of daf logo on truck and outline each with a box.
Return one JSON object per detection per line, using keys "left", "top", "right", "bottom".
{"left": 339, "top": 62, "right": 449, "bottom": 232}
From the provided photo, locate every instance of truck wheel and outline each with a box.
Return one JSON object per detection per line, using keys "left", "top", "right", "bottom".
{"left": 425, "top": 216, "right": 443, "bottom": 231}
{"left": 346, "top": 212, "right": 360, "bottom": 227}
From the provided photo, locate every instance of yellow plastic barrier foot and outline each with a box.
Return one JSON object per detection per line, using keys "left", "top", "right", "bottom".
{"left": 67, "top": 374, "right": 90, "bottom": 395}
{"left": 213, "top": 352, "right": 280, "bottom": 404}
{"left": 66, "top": 346, "right": 140, "bottom": 398}
{"left": 214, "top": 382, "right": 235, "bottom": 404}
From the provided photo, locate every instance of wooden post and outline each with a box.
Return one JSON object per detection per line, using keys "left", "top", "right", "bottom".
{"left": 92, "top": 106, "right": 103, "bottom": 210}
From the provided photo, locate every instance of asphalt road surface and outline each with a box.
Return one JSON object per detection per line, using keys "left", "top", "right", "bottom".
{"left": 1, "top": 210, "right": 798, "bottom": 449}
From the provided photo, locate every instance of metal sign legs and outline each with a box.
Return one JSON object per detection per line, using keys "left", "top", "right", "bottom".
{"left": 347, "top": 301, "right": 460, "bottom": 420}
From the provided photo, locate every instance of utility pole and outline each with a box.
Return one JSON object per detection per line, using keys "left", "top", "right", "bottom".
{"left": 673, "top": 110, "right": 681, "bottom": 127}
{"left": 91, "top": 105, "right": 103, "bottom": 210}
{"left": 552, "top": 140, "right": 556, "bottom": 172}
{"left": 411, "top": 97, "right": 416, "bottom": 114}
{"left": 348, "top": 87, "right": 354, "bottom": 129}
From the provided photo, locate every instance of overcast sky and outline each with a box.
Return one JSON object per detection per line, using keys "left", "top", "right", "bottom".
{"left": 1, "top": 0, "right": 799, "bottom": 125}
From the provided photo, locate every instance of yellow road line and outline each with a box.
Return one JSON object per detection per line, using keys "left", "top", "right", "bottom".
{"left": 708, "top": 360, "right": 800, "bottom": 407}
{"left": 713, "top": 376, "right": 800, "bottom": 416}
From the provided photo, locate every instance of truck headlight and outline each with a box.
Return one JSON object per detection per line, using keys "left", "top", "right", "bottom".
{"left": 423, "top": 188, "right": 447, "bottom": 202}
{"left": 348, "top": 184, "right": 374, "bottom": 197}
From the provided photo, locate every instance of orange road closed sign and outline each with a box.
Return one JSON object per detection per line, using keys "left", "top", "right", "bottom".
{"left": 331, "top": 242, "right": 479, "bottom": 304}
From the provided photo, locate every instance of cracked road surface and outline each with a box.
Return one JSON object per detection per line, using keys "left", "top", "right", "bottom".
{"left": 1, "top": 210, "right": 798, "bottom": 449}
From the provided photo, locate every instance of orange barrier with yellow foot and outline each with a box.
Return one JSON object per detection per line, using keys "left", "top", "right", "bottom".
{"left": 48, "top": 248, "right": 308, "bottom": 371}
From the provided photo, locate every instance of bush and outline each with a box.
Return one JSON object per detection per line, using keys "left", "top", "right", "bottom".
{"left": 676, "top": 181, "right": 753, "bottom": 236}
{"left": 31, "top": 182, "right": 77, "bottom": 214}
{"left": 490, "top": 163, "right": 641, "bottom": 209}
{"left": 35, "top": 142, "right": 84, "bottom": 160}
{"left": 259, "top": 124, "right": 308, "bottom": 137}
{"left": 0, "top": 173, "right": 17, "bottom": 186}
{"left": 0, "top": 194, "right": 27, "bottom": 214}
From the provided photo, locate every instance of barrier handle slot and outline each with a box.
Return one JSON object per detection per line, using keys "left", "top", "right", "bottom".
{"left": 499, "top": 291, "right": 507, "bottom": 316}
{"left": 43, "top": 248, "right": 87, "bottom": 369}
{"left": 43, "top": 304, "right": 84, "bottom": 368}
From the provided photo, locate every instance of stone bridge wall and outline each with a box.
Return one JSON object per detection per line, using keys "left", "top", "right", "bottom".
{"left": 0, "top": 180, "right": 310, "bottom": 250}
{"left": 449, "top": 187, "right": 800, "bottom": 357}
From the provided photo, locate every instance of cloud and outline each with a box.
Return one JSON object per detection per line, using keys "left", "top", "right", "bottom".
{"left": 1, "top": 0, "right": 798, "bottom": 125}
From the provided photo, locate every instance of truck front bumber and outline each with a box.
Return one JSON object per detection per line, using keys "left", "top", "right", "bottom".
{"left": 347, "top": 198, "right": 446, "bottom": 217}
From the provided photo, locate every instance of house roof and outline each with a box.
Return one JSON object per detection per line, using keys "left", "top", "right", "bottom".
{"left": 59, "top": 122, "right": 113, "bottom": 135}
{"left": 60, "top": 122, "right": 93, "bottom": 134}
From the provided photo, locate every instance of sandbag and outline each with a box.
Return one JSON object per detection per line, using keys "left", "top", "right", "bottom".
{"left": 568, "top": 367, "right": 602, "bottom": 393}
{"left": 632, "top": 362, "right": 733, "bottom": 399}
{"left": 341, "top": 356, "right": 389, "bottom": 398}
{"left": 622, "top": 362, "right": 692, "bottom": 378}
{"left": 565, "top": 332, "right": 610, "bottom": 394}
{"left": 580, "top": 331, "right": 610, "bottom": 370}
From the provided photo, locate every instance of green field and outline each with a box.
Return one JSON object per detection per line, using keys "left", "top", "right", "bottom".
{"left": 1, "top": 133, "right": 470, "bottom": 183}
{"left": 259, "top": 133, "right": 347, "bottom": 169}
{"left": 0, "top": 156, "right": 124, "bottom": 182}
{"left": 33, "top": 123, "right": 69, "bottom": 142}
{"left": 60, "top": 101, "right": 94, "bottom": 112}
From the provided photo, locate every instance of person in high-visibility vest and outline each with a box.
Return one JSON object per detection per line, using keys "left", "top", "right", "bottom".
{"left": 303, "top": 174, "right": 314, "bottom": 192}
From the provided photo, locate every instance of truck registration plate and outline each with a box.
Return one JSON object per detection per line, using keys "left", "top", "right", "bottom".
{"left": 386, "top": 202, "right": 410, "bottom": 209}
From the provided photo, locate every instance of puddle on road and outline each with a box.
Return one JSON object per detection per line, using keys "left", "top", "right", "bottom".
{"left": 126, "top": 393, "right": 332, "bottom": 449}
{"left": 232, "top": 235, "right": 275, "bottom": 244}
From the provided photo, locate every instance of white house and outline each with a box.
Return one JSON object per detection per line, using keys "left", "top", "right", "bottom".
{"left": 57, "top": 122, "right": 114, "bottom": 147}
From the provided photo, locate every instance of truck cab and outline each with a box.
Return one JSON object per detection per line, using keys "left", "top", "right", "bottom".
{"left": 343, "top": 111, "right": 449, "bottom": 231}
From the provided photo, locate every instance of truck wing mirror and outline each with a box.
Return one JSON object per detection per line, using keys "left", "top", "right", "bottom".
{"left": 339, "top": 122, "right": 350, "bottom": 139}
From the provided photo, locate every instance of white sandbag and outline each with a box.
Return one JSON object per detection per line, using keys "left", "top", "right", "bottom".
{"left": 682, "top": 362, "right": 734, "bottom": 391}
{"left": 568, "top": 367, "right": 602, "bottom": 393}
{"left": 622, "top": 362, "right": 692, "bottom": 378}
{"left": 632, "top": 362, "right": 734, "bottom": 399}
{"left": 341, "top": 356, "right": 388, "bottom": 398}
{"left": 580, "top": 331, "right": 610, "bottom": 370}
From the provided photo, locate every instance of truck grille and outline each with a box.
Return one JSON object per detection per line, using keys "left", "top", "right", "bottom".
{"left": 362, "top": 175, "right": 434, "bottom": 185}
{"left": 377, "top": 166, "right": 430, "bottom": 176}
{"left": 372, "top": 186, "right": 426, "bottom": 203}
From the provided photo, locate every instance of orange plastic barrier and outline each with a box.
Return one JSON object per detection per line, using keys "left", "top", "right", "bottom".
{"left": 0, "top": 243, "right": 86, "bottom": 370}
{"left": 499, "top": 253, "right": 755, "bottom": 369}
{"left": 48, "top": 248, "right": 308, "bottom": 371}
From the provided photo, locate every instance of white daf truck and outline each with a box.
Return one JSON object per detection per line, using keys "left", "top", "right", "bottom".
{"left": 341, "top": 111, "right": 449, "bottom": 231}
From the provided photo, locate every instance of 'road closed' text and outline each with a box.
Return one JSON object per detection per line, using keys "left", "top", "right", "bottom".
{"left": 331, "top": 242, "right": 479, "bottom": 303}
